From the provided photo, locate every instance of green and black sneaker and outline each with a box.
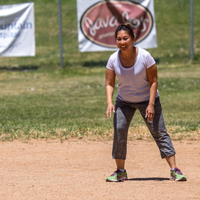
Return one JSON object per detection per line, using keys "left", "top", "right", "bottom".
{"left": 106, "top": 169, "right": 128, "bottom": 182}
{"left": 171, "top": 167, "right": 187, "bottom": 181}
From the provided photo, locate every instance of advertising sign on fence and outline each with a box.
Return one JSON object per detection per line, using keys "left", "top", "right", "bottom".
{"left": 0, "top": 3, "right": 35, "bottom": 57}
{"left": 77, "top": 0, "right": 157, "bottom": 52}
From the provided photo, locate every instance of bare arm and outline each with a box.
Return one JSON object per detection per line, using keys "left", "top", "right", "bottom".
{"left": 105, "top": 68, "right": 116, "bottom": 119}
{"left": 146, "top": 64, "right": 158, "bottom": 122}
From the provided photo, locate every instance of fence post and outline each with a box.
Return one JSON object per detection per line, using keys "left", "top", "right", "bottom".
{"left": 190, "top": 0, "right": 194, "bottom": 61}
{"left": 58, "top": 0, "right": 64, "bottom": 68}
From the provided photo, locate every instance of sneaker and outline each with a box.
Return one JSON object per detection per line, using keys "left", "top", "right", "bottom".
{"left": 170, "top": 167, "right": 187, "bottom": 181}
{"left": 106, "top": 169, "right": 128, "bottom": 182}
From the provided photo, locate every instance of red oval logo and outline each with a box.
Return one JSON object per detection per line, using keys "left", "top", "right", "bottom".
{"left": 80, "top": 1, "right": 153, "bottom": 48}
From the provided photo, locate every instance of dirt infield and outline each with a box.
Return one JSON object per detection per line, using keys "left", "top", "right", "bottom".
{"left": 0, "top": 139, "right": 199, "bottom": 200}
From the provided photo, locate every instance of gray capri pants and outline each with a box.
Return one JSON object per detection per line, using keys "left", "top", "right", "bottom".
{"left": 113, "top": 97, "right": 176, "bottom": 159}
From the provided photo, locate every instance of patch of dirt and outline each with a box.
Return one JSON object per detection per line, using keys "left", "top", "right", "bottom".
{"left": 0, "top": 139, "right": 199, "bottom": 200}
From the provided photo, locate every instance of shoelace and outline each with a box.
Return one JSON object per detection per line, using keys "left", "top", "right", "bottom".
{"left": 111, "top": 169, "right": 121, "bottom": 176}
{"left": 173, "top": 167, "right": 183, "bottom": 175}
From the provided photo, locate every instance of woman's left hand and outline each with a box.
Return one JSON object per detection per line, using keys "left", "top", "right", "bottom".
{"left": 145, "top": 104, "right": 155, "bottom": 122}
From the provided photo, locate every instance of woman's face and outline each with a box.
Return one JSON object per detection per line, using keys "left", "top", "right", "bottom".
{"left": 116, "top": 30, "right": 134, "bottom": 51}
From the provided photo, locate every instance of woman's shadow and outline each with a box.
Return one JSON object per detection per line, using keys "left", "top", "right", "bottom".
{"left": 127, "top": 177, "right": 170, "bottom": 181}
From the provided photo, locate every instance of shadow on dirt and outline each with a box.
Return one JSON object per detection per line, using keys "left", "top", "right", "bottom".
{"left": 127, "top": 177, "right": 170, "bottom": 181}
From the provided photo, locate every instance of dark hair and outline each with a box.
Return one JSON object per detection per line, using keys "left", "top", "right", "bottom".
{"left": 115, "top": 23, "right": 135, "bottom": 39}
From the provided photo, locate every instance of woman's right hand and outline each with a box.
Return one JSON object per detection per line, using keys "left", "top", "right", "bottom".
{"left": 106, "top": 103, "right": 115, "bottom": 119}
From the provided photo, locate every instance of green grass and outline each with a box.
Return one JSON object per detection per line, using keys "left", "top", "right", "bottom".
{"left": 0, "top": 65, "right": 199, "bottom": 141}
{"left": 0, "top": 0, "right": 199, "bottom": 141}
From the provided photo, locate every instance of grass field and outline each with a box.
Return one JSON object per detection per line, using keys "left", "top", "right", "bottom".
{"left": 0, "top": 64, "right": 199, "bottom": 141}
{"left": 0, "top": 0, "right": 199, "bottom": 141}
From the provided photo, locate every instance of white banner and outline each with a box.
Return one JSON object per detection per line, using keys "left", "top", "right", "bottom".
{"left": 77, "top": 0, "right": 157, "bottom": 52}
{"left": 0, "top": 3, "right": 35, "bottom": 57}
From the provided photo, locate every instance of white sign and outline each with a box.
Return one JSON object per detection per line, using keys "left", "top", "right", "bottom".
{"left": 77, "top": 0, "right": 157, "bottom": 52}
{"left": 0, "top": 3, "right": 35, "bottom": 57}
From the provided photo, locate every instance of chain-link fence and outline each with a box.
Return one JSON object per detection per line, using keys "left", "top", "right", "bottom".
{"left": 0, "top": 0, "right": 199, "bottom": 70}
{"left": 0, "top": 0, "right": 61, "bottom": 70}
{"left": 151, "top": 0, "right": 200, "bottom": 65}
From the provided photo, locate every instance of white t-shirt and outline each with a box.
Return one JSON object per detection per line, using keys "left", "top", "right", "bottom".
{"left": 106, "top": 47, "right": 159, "bottom": 103}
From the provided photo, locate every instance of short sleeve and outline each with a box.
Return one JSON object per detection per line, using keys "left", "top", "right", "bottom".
{"left": 106, "top": 55, "right": 114, "bottom": 71}
{"left": 145, "top": 52, "right": 156, "bottom": 69}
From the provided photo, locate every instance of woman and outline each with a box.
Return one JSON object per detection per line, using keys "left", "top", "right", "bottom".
{"left": 105, "top": 23, "right": 186, "bottom": 182}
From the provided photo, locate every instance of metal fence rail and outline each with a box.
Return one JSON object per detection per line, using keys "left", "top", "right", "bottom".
{"left": 150, "top": 0, "right": 200, "bottom": 65}
{"left": 0, "top": 0, "right": 199, "bottom": 69}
